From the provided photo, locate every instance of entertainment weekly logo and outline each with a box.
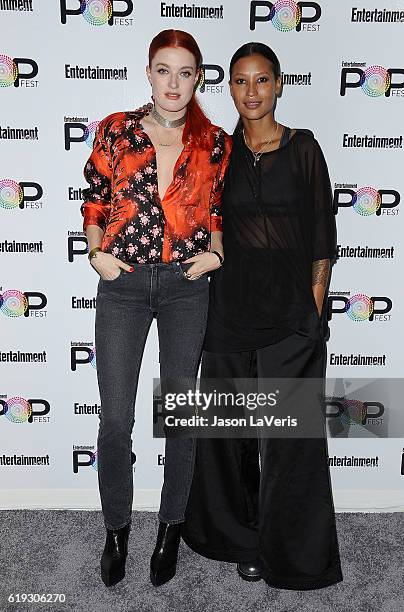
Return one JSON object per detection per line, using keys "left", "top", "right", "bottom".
{"left": 250, "top": 1, "right": 321, "bottom": 32}
{"left": 333, "top": 183, "right": 400, "bottom": 217}
{"left": 60, "top": 0, "right": 134, "bottom": 26}
{"left": 0, "top": 54, "right": 38, "bottom": 87}
{"left": 0, "top": 1, "right": 33, "bottom": 11}
{"left": 327, "top": 292, "right": 392, "bottom": 322}
{"left": 351, "top": 7, "right": 404, "bottom": 24}
{"left": 336, "top": 244, "right": 394, "bottom": 260}
{"left": 340, "top": 61, "right": 404, "bottom": 97}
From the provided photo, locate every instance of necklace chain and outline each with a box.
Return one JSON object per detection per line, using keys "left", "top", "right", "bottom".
{"left": 150, "top": 104, "right": 186, "bottom": 147}
{"left": 243, "top": 122, "right": 279, "bottom": 166}
{"left": 152, "top": 121, "right": 181, "bottom": 147}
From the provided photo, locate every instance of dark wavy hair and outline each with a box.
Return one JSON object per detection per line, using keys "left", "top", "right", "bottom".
{"left": 229, "top": 42, "right": 281, "bottom": 134}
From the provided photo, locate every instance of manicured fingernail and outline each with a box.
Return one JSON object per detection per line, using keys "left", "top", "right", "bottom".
{"left": 130, "top": 267, "right": 134, "bottom": 272}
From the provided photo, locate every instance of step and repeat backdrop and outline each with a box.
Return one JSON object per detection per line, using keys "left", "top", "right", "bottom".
{"left": 1, "top": 0, "right": 403, "bottom": 512}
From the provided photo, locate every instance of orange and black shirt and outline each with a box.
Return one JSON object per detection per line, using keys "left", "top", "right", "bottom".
{"left": 81, "top": 107, "right": 232, "bottom": 263}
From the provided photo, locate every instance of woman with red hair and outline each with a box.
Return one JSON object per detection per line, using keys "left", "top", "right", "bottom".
{"left": 81, "top": 29, "right": 232, "bottom": 588}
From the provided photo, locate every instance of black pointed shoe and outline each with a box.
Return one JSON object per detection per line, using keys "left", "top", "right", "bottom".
{"left": 237, "top": 560, "right": 263, "bottom": 582}
{"left": 150, "top": 521, "right": 181, "bottom": 586}
{"left": 100, "top": 522, "right": 131, "bottom": 587}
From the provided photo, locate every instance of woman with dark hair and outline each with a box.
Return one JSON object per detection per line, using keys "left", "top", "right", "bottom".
{"left": 182, "top": 42, "right": 343, "bottom": 590}
{"left": 81, "top": 29, "right": 231, "bottom": 587}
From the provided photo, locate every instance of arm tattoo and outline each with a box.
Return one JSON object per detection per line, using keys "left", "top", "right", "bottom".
{"left": 312, "top": 259, "right": 330, "bottom": 286}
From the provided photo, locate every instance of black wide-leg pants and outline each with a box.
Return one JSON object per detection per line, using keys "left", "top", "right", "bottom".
{"left": 182, "top": 311, "right": 343, "bottom": 590}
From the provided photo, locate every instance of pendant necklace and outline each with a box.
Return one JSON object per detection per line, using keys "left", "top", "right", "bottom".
{"left": 152, "top": 122, "right": 181, "bottom": 147}
{"left": 243, "top": 122, "right": 279, "bottom": 166}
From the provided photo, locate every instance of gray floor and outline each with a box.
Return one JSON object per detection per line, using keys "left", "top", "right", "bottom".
{"left": 1, "top": 510, "right": 403, "bottom": 612}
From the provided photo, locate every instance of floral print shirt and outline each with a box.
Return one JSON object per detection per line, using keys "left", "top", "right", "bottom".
{"left": 81, "top": 105, "right": 232, "bottom": 263}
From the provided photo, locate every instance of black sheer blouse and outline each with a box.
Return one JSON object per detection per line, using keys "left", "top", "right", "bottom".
{"left": 204, "top": 127, "right": 337, "bottom": 353}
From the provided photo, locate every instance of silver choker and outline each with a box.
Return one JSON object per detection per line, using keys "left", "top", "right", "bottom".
{"left": 151, "top": 105, "right": 187, "bottom": 129}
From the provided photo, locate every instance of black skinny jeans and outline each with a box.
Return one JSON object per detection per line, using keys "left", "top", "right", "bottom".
{"left": 94, "top": 262, "right": 209, "bottom": 530}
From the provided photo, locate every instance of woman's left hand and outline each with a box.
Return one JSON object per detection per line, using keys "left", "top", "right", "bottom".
{"left": 183, "top": 252, "right": 222, "bottom": 280}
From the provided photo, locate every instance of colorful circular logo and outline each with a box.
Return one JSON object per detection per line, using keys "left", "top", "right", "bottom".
{"left": 80, "top": 0, "right": 112, "bottom": 26}
{"left": 270, "top": 0, "right": 302, "bottom": 31}
{"left": 0, "top": 290, "right": 28, "bottom": 317}
{"left": 0, "top": 179, "right": 23, "bottom": 210}
{"left": 360, "top": 66, "right": 391, "bottom": 97}
{"left": 345, "top": 293, "right": 374, "bottom": 322}
{"left": 0, "top": 54, "right": 18, "bottom": 87}
{"left": 89, "top": 346, "right": 97, "bottom": 369}
{"left": 5, "top": 397, "right": 32, "bottom": 423}
{"left": 352, "top": 187, "right": 381, "bottom": 216}
{"left": 90, "top": 450, "right": 98, "bottom": 470}
{"left": 340, "top": 399, "right": 367, "bottom": 426}
{"left": 84, "top": 121, "right": 100, "bottom": 148}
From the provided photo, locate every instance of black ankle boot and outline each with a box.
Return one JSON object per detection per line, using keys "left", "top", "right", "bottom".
{"left": 237, "top": 560, "right": 263, "bottom": 582}
{"left": 100, "top": 523, "right": 131, "bottom": 587}
{"left": 150, "top": 521, "right": 181, "bottom": 586}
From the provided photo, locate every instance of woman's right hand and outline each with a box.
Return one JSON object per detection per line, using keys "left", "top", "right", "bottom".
{"left": 90, "top": 251, "right": 133, "bottom": 280}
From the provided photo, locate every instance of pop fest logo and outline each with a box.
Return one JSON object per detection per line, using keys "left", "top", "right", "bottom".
{"left": 0, "top": 290, "right": 47, "bottom": 317}
{"left": 0, "top": 179, "right": 23, "bottom": 209}
{"left": 60, "top": 0, "right": 134, "bottom": 26}
{"left": 198, "top": 65, "right": 225, "bottom": 94}
{"left": 0, "top": 179, "right": 43, "bottom": 211}
{"left": 328, "top": 294, "right": 392, "bottom": 322}
{"left": 250, "top": 1, "right": 321, "bottom": 31}
{"left": 70, "top": 345, "right": 97, "bottom": 370}
{"left": 80, "top": 0, "right": 112, "bottom": 25}
{"left": 0, "top": 54, "right": 39, "bottom": 88}
{"left": 340, "top": 65, "right": 404, "bottom": 97}
{"left": 83, "top": 121, "right": 100, "bottom": 148}
{"left": 0, "top": 397, "right": 51, "bottom": 423}
{"left": 333, "top": 186, "right": 400, "bottom": 216}
{"left": 361, "top": 66, "right": 390, "bottom": 97}
{"left": 345, "top": 294, "right": 374, "bottom": 322}
{"left": 73, "top": 448, "right": 98, "bottom": 473}
{"left": 326, "top": 399, "right": 384, "bottom": 427}
{"left": 64, "top": 120, "right": 100, "bottom": 150}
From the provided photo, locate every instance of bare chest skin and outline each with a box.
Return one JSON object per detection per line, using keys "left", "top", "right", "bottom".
{"left": 247, "top": 126, "right": 297, "bottom": 153}
{"left": 141, "top": 117, "right": 184, "bottom": 201}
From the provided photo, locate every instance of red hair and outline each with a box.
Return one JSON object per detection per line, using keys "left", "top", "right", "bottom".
{"left": 148, "top": 29, "right": 211, "bottom": 147}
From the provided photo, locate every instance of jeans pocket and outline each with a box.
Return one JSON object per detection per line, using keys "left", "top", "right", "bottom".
{"left": 179, "top": 262, "right": 193, "bottom": 280}
{"left": 179, "top": 262, "right": 206, "bottom": 281}
{"left": 100, "top": 269, "right": 123, "bottom": 282}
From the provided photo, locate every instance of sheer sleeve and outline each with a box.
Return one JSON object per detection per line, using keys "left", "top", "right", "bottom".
{"left": 81, "top": 119, "right": 112, "bottom": 232}
{"left": 308, "top": 139, "right": 337, "bottom": 264}
{"left": 209, "top": 131, "right": 232, "bottom": 232}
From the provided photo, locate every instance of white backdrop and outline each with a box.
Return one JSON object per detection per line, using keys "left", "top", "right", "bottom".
{"left": 1, "top": 0, "right": 403, "bottom": 512}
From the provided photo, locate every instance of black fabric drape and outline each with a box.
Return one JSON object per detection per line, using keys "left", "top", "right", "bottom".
{"left": 182, "top": 312, "right": 343, "bottom": 590}
{"left": 204, "top": 128, "right": 337, "bottom": 353}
